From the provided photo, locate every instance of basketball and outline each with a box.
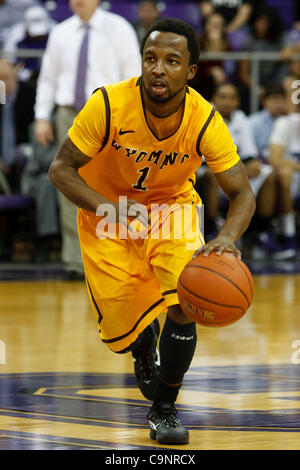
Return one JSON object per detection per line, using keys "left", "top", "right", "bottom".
{"left": 177, "top": 251, "right": 254, "bottom": 327}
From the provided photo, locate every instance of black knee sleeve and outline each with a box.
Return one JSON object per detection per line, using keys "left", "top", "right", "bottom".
{"left": 154, "top": 315, "right": 197, "bottom": 402}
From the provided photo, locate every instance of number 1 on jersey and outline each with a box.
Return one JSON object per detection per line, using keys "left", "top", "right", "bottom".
{"left": 133, "top": 166, "right": 150, "bottom": 191}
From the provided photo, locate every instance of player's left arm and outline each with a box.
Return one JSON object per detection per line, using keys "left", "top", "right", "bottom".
{"left": 196, "top": 109, "right": 256, "bottom": 257}
{"left": 197, "top": 160, "right": 256, "bottom": 258}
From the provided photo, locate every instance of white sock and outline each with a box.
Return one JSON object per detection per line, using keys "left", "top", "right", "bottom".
{"left": 280, "top": 213, "right": 296, "bottom": 237}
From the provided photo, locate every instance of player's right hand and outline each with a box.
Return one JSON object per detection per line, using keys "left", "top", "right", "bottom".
{"left": 117, "top": 198, "right": 149, "bottom": 232}
{"left": 34, "top": 119, "right": 54, "bottom": 148}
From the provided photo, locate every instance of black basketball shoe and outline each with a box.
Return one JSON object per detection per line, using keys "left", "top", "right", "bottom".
{"left": 132, "top": 319, "right": 160, "bottom": 401}
{"left": 147, "top": 401, "right": 189, "bottom": 445}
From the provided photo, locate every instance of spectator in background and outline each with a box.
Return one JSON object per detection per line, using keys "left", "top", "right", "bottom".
{"left": 280, "top": 1, "right": 300, "bottom": 109}
{"left": 197, "top": 0, "right": 253, "bottom": 33}
{"left": 0, "top": 59, "right": 36, "bottom": 190}
{"left": 21, "top": 124, "right": 59, "bottom": 263}
{"left": 280, "top": 0, "right": 300, "bottom": 58}
{"left": 132, "top": 0, "right": 161, "bottom": 43}
{"left": 0, "top": 0, "right": 38, "bottom": 47}
{"left": 34, "top": 0, "right": 141, "bottom": 279}
{"left": 189, "top": 12, "right": 235, "bottom": 100}
{"left": 294, "top": 0, "right": 300, "bottom": 30}
{"left": 282, "top": 65, "right": 300, "bottom": 113}
{"left": 196, "top": 82, "right": 292, "bottom": 259}
{"left": 249, "top": 84, "right": 286, "bottom": 162}
{"left": 239, "top": 7, "right": 286, "bottom": 94}
{"left": 0, "top": 58, "right": 36, "bottom": 261}
{"left": 3, "top": 5, "right": 54, "bottom": 82}
{"left": 268, "top": 105, "right": 300, "bottom": 259}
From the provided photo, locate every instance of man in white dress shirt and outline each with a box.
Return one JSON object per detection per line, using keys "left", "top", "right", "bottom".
{"left": 34, "top": 0, "right": 141, "bottom": 278}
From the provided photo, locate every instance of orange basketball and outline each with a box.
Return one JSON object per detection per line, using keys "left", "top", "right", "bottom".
{"left": 177, "top": 251, "right": 254, "bottom": 327}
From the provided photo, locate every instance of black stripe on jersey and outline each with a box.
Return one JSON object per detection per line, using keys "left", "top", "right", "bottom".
{"left": 188, "top": 177, "right": 195, "bottom": 187}
{"left": 87, "top": 279, "right": 103, "bottom": 325}
{"left": 162, "top": 289, "right": 177, "bottom": 296}
{"left": 92, "top": 87, "right": 101, "bottom": 94}
{"left": 102, "top": 297, "right": 165, "bottom": 345}
{"left": 136, "top": 76, "right": 142, "bottom": 86}
{"left": 98, "top": 86, "right": 111, "bottom": 152}
{"left": 196, "top": 107, "right": 215, "bottom": 156}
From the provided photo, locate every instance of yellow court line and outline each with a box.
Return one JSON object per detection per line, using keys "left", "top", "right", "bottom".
{"left": 0, "top": 415, "right": 300, "bottom": 450}
{"left": 0, "top": 407, "right": 147, "bottom": 428}
{"left": 34, "top": 390, "right": 153, "bottom": 410}
{"left": 33, "top": 389, "right": 300, "bottom": 414}
{"left": 234, "top": 371, "right": 300, "bottom": 384}
{"left": 0, "top": 407, "right": 300, "bottom": 432}
{"left": 0, "top": 434, "right": 109, "bottom": 449}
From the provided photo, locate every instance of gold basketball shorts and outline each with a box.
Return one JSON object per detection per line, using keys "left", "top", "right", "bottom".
{"left": 77, "top": 190, "right": 204, "bottom": 352}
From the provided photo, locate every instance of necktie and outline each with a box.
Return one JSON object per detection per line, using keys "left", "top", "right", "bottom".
{"left": 74, "top": 23, "right": 90, "bottom": 111}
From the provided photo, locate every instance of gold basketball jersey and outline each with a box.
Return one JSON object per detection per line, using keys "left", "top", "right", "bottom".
{"left": 69, "top": 76, "right": 240, "bottom": 206}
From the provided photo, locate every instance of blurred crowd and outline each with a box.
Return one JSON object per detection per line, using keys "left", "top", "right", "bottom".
{"left": 0, "top": 0, "right": 300, "bottom": 275}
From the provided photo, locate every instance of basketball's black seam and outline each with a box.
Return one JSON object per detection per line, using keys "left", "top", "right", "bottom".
{"left": 231, "top": 258, "right": 253, "bottom": 298}
{"left": 178, "top": 279, "right": 244, "bottom": 313}
{"left": 199, "top": 318, "right": 241, "bottom": 326}
{"left": 185, "top": 264, "right": 250, "bottom": 307}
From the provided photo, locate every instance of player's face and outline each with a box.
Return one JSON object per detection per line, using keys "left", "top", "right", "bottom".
{"left": 142, "top": 31, "right": 197, "bottom": 104}
{"left": 213, "top": 84, "right": 239, "bottom": 120}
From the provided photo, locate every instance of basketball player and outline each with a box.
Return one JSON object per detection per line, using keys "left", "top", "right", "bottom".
{"left": 49, "top": 19, "right": 256, "bottom": 445}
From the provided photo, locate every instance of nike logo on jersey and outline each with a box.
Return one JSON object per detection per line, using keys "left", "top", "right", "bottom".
{"left": 119, "top": 128, "right": 135, "bottom": 135}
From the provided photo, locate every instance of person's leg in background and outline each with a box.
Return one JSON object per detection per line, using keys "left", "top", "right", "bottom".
{"left": 275, "top": 165, "right": 297, "bottom": 258}
{"left": 246, "top": 165, "right": 297, "bottom": 260}
{"left": 54, "top": 107, "right": 84, "bottom": 278}
{"left": 34, "top": 173, "right": 60, "bottom": 262}
{"left": 249, "top": 170, "right": 279, "bottom": 259}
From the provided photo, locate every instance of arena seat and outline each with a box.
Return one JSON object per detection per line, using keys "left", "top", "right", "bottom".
{"left": 0, "top": 194, "right": 33, "bottom": 211}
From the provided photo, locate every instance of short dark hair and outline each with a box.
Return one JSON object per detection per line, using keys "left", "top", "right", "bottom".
{"left": 212, "top": 81, "right": 239, "bottom": 98}
{"left": 264, "top": 83, "right": 285, "bottom": 99}
{"left": 140, "top": 18, "right": 200, "bottom": 65}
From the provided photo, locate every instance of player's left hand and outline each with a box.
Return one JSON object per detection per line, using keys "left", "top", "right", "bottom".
{"left": 193, "top": 234, "right": 241, "bottom": 259}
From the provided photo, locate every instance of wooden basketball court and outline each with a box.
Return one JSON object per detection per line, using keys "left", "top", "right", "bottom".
{"left": 1, "top": 264, "right": 300, "bottom": 450}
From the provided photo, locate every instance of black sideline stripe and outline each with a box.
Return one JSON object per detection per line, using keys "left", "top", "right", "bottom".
{"left": 196, "top": 108, "right": 215, "bottom": 156}
{"left": 98, "top": 86, "right": 111, "bottom": 152}
{"left": 102, "top": 298, "right": 164, "bottom": 344}
{"left": 87, "top": 280, "right": 103, "bottom": 324}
